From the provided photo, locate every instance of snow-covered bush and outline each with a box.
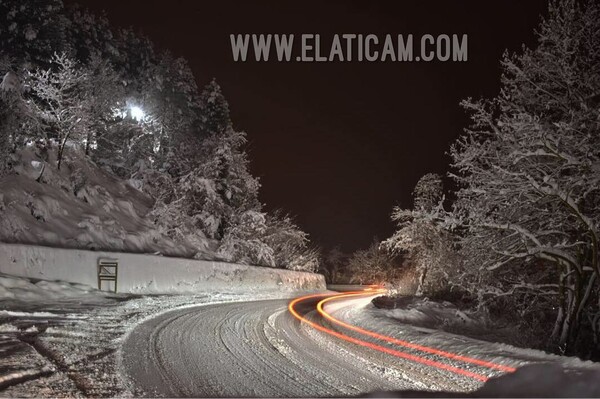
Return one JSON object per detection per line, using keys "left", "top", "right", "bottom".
{"left": 217, "top": 210, "right": 319, "bottom": 271}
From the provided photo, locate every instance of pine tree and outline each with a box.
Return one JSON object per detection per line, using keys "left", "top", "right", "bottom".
{"left": 80, "top": 53, "right": 125, "bottom": 156}
{"left": 196, "top": 80, "right": 260, "bottom": 239}
{"left": 148, "top": 52, "right": 202, "bottom": 175}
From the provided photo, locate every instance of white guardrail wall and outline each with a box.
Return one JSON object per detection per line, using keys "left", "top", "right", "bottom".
{"left": 0, "top": 243, "right": 326, "bottom": 294}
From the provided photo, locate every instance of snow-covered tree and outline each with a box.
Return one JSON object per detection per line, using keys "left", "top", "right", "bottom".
{"left": 413, "top": 173, "right": 443, "bottom": 211}
{"left": 131, "top": 77, "right": 265, "bottom": 261}
{"left": 449, "top": 0, "right": 600, "bottom": 353}
{"left": 382, "top": 174, "right": 457, "bottom": 296}
{"left": 320, "top": 246, "right": 348, "bottom": 283}
{"left": 0, "top": 68, "right": 31, "bottom": 174}
{"left": 347, "top": 239, "right": 401, "bottom": 287}
{"left": 0, "top": 72, "right": 19, "bottom": 175}
{"left": 264, "top": 211, "right": 319, "bottom": 271}
{"left": 80, "top": 53, "right": 125, "bottom": 156}
{"left": 195, "top": 80, "right": 261, "bottom": 239}
{"left": 26, "top": 52, "right": 89, "bottom": 169}
{"left": 147, "top": 52, "right": 202, "bottom": 175}
{"left": 0, "top": 0, "right": 68, "bottom": 66}
{"left": 64, "top": 5, "right": 116, "bottom": 64}
{"left": 218, "top": 210, "right": 275, "bottom": 266}
{"left": 198, "top": 79, "right": 231, "bottom": 137}
{"left": 111, "top": 27, "right": 156, "bottom": 90}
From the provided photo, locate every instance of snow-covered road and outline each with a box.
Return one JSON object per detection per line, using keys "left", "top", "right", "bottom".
{"left": 121, "top": 288, "right": 600, "bottom": 397}
{"left": 121, "top": 294, "right": 487, "bottom": 397}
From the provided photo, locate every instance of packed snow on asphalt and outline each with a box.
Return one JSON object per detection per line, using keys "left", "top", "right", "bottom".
{"left": 122, "top": 292, "right": 600, "bottom": 398}
{"left": 0, "top": 273, "right": 293, "bottom": 397}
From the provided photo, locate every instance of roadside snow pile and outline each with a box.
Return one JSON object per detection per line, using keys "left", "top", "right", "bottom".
{"left": 372, "top": 296, "right": 553, "bottom": 347}
{"left": 0, "top": 273, "right": 114, "bottom": 303}
{"left": 366, "top": 363, "right": 600, "bottom": 397}
{"left": 0, "top": 146, "right": 211, "bottom": 258}
{"left": 331, "top": 296, "right": 600, "bottom": 377}
{"left": 374, "top": 296, "right": 485, "bottom": 336}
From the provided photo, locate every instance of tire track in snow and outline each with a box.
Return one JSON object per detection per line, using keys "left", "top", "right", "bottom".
{"left": 121, "top": 298, "right": 481, "bottom": 397}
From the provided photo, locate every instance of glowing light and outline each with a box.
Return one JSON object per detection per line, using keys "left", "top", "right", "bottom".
{"left": 130, "top": 105, "right": 145, "bottom": 121}
{"left": 316, "top": 292, "right": 516, "bottom": 373}
{"left": 288, "top": 288, "right": 516, "bottom": 382}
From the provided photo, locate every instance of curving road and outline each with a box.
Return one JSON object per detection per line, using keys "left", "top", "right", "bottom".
{"left": 120, "top": 289, "right": 506, "bottom": 397}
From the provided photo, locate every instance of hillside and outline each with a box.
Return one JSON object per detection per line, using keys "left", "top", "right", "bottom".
{"left": 0, "top": 145, "right": 214, "bottom": 258}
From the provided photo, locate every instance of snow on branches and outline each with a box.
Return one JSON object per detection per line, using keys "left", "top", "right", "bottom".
{"left": 382, "top": 174, "right": 457, "bottom": 296}
{"left": 0, "top": 2, "right": 317, "bottom": 273}
{"left": 449, "top": 0, "right": 600, "bottom": 353}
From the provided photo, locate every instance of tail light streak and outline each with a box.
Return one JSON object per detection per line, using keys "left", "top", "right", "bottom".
{"left": 288, "top": 288, "right": 516, "bottom": 383}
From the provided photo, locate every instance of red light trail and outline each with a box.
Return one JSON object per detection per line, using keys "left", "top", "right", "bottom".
{"left": 288, "top": 288, "right": 516, "bottom": 383}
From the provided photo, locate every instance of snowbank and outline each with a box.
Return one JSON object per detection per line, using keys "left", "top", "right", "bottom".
{"left": 0, "top": 243, "right": 326, "bottom": 294}
{"left": 374, "top": 296, "right": 486, "bottom": 336}
{"left": 329, "top": 297, "right": 600, "bottom": 378}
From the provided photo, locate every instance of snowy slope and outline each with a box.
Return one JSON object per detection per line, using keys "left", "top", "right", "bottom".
{"left": 0, "top": 146, "right": 206, "bottom": 258}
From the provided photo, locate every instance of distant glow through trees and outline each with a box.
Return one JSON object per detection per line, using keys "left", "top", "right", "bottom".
{"left": 130, "top": 105, "right": 145, "bottom": 121}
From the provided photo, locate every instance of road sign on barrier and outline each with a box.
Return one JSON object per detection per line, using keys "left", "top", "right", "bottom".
{"left": 98, "top": 258, "right": 118, "bottom": 293}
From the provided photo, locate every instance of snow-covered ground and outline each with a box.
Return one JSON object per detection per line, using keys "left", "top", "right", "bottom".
{"left": 0, "top": 273, "right": 305, "bottom": 397}
{"left": 332, "top": 296, "right": 599, "bottom": 370}
{"left": 372, "top": 296, "right": 518, "bottom": 345}
{"left": 122, "top": 290, "right": 600, "bottom": 398}
{"left": 4, "top": 276, "right": 599, "bottom": 397}
{"left": 328, "top": 296, "right": 600, "bottom": 396}
{"left": 0, "top": 146, "right": 207, "bottom": 258}
{"left": 121, "top": 297, "right": 481, "bottom": 397}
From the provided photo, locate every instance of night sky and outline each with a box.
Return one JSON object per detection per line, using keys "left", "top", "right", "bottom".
{"left": 65, "top": 0, "right": 548, "bottom": 253}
